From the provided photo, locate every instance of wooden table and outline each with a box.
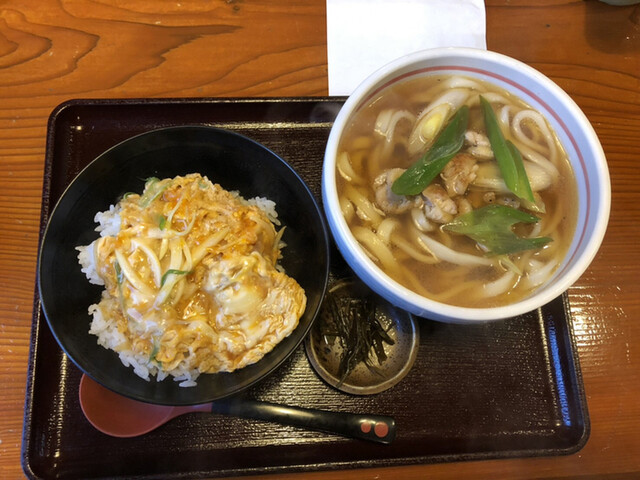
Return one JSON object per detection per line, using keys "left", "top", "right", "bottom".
{"left": 1, "top": 1, "right": 639, "bottom": 478}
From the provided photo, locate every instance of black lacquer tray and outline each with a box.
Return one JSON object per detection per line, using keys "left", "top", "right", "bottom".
{"left": 22, "top": 98, "right": 589, "bottom": 479}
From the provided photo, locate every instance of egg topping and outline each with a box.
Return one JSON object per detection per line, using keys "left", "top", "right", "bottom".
{"left": 78, "top": 173, "right": 306, "bottom": 385}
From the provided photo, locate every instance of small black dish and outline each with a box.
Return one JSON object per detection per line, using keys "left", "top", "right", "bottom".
{"left": 305, "top": 278, "right": 419, "bottom": 395}
{"left": 38, "top": 126, "right": 330, "bottom": 406}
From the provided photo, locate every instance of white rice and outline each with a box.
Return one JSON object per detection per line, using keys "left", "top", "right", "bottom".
{"left": 246, "top": 196, "right": 281, "bottom": 226}
{"left": 95, "top": 204, "right": 121, "bottom": 236}
{"left": 76, "top": 205, "right": 121, "bottom": 285}
{"left": 77, "top": 242, "right": 103, "bottom": 286}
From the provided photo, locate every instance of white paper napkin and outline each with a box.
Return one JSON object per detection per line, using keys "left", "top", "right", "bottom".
{"left": 327, "top": 0, "right": 487, "bottom": 96}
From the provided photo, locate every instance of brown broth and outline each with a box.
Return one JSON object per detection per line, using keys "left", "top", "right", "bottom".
{"left": 337, "top": 75, "right": 578, "bottom": 308}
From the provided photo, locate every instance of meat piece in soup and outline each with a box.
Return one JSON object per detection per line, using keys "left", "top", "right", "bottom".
{"left": 336, "top": 75, "right": 577, "bottom": 308}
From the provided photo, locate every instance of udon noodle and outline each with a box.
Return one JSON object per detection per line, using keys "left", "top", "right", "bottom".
{"left": 336, "top": 75, "right": 577, "bottom": 308}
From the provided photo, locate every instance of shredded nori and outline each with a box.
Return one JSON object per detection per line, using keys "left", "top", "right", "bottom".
{"left": 321, "top": 291, "right": 395, "bottom": 386}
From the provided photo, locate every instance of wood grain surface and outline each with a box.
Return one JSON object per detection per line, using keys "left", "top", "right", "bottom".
{"left": 1, "top": 0, "right": 639, "bottom": 479}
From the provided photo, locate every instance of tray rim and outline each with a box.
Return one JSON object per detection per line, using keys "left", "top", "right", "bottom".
{"left": 22, "top": 96, "right": 591, "bottom": 480}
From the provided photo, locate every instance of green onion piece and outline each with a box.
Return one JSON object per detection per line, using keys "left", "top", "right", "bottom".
{"left": 495, "top": 254, "right": 523, "bottom": 275}
{"left": 158, "top": 214, "right": 167, "bottom": 230}
{"left": 443, "top": 204, "right": 552, "bottom": 256}
{"left": 114, "top": 261, "right": 124, "bottom": 285}
{"left": 149, "top": 342, "right": 159, "bottom": 362}
{"left": 160, "top": 269, "right": 191, "bottom": 287}
{"left": 114, "top": 261, "right": 129, "bottom": 318}
{"left": 139, "top": 177, "right": 170, "bottom": 208}
{"left": 480, "top": 96, "right": 535, "bottom": 203}
{"left": 392, "top": 105, "right": 470, "bottom": 196}
{"left": 507, "top": 139, "right": 536, "bottom": 203}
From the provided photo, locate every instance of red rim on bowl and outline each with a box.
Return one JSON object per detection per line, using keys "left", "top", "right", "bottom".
{"left": 322, "top": 47, "right": 610, "bottom": 323}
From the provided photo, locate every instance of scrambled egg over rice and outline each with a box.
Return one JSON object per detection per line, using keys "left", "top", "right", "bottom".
{"left": 77, "top": 173, "right": 306, "bottom": 386}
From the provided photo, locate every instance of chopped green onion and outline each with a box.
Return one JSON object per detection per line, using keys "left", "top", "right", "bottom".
{"left": 392, "top": 106, "right": 469, "bottom": 196}
{"left": 520, "top": 192, "right": 546, "bottom": 215}
{"left": 139, "top": 177, "right": 170, "bottom": 208}
{"left": 443, "top": 204, "right": 552, "bottom": 256}
{"left": 149, "top": 341, "right": 159, "bottom": 362}
{"left": 114, "top": 260, "right": 124, "bottom": 285}
{"left": 160, "top": 269, "right": 191, "bottom": 287}
{"left": 496, "top": 254, "right": 523, "bottom": 275}
{"left": 114, "top": 261, "right": 129, "bottom": 319}
{"left": 507, "top": 139, "right": 536, "bottom": 203}
{"left": 480, "top": 96, "right": 535, "bottom": 203}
